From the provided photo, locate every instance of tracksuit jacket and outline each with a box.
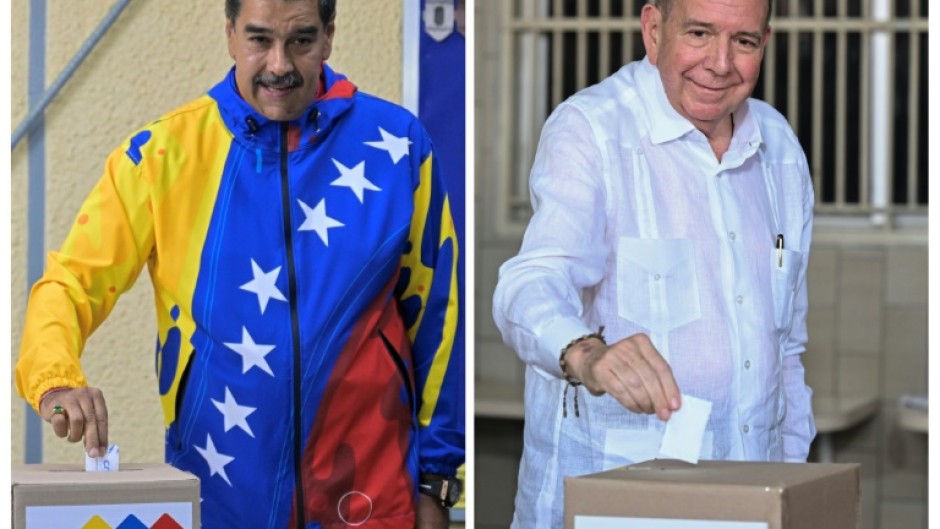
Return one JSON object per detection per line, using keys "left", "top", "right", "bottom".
{"left": 16, "top": 63, "right": 463, "bottom": 529}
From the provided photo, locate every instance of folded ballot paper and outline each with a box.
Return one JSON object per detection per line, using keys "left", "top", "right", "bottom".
{"left": 85, "top": 444, "right": 120, "bottom": 472}
{"left": 658, "top": 394, "right": 712, "bottom": 464}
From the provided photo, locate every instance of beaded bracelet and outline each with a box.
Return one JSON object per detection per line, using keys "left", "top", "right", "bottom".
{"left": 558, "top": 326, "right": 605, "bottom": 418}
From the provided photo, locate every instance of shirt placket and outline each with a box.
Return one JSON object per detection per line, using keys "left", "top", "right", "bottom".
{"left": 715, "top": 142, "right": 765, "bottom": 459}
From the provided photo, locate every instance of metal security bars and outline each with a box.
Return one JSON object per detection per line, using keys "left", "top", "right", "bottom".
{"left": 494, "top": 0, "right": 927, "bottom": 235}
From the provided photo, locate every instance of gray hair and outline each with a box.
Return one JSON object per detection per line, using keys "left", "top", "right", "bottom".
{"left": 652, "top": 0, "right": 773, "bottom": 27}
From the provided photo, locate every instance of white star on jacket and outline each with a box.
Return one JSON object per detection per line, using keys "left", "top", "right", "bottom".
{"left": 205, "top": 126, "right": 411, "bottom": 493}
{"left": 297, "top": 198, "right": 344, "bottom": 246}
{"left": 239, "top": 259, "right": 287, "bottom": 314}
{"left": 211, "top": 386, "right": 257, "bottom": 437}
{"left": 364, "top": 127, "right": 411, "bottom": 164}
{"left": 195, "top": 434, "right": 235, "bottom": 486}
{"left": 330, "top": 159, "right": 381, "bottom": 203}
{"left": 223, "top": 326, "right": 275, "bottom": 376}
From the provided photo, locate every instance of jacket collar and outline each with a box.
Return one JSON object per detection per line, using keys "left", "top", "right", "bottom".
{"left": 208, "top": 62, "right": 358, "bottom": 152}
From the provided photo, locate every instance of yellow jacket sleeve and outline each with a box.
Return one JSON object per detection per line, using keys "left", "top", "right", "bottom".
{"left": 16, "top": 139, "right": 155, "bottom": 412}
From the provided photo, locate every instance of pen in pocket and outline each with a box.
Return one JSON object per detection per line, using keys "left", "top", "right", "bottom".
{"left": 776, "top": 234, "right": 785, "bottom": 267}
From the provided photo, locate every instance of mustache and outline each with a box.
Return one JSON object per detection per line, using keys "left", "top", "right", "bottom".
{"left": 254, "top": 72, "right": 303, "bottom": 89}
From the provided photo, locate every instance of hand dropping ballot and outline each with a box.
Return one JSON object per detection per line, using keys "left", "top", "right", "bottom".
{"left": 658, "top": 394, "right": 712, "bottom": 464}
{"left": 85, "top": 444, "right": 120, "bottom": 472}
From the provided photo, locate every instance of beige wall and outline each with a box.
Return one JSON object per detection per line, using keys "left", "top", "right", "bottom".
{"left": 11, "top": 0, "right": 404, "bottom": 465}
{"left": 802, "top": 237, "right": 929, "bottom": 529}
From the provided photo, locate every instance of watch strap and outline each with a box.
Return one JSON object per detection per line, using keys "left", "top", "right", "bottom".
{"left": 418, "top": 476, "right": 459, "bottom": 508}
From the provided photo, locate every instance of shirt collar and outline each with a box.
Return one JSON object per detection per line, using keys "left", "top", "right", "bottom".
{"left": 636, "top": 56, "right": 695, "bottom": 144}
{"left": 726, "top": 102, "right": 764, "bottom": 162}
{"left": 636, "top": 56, "right": 764, "bottom": 156}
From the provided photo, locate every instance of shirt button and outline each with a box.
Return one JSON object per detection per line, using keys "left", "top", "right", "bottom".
{"left": 736, "top": 295, "right": 744, "bottom": 304}
{"left": 744, "top": 360, "right": 751, "bottom": 369}
{"left": 743, "top": 424, "right": 750, "bottom": 433}
{"left": 654, "top": 273, "right": 662, "bottom": 281}
{"left": 729, "top": 231, "right": 736, "bottom": 241}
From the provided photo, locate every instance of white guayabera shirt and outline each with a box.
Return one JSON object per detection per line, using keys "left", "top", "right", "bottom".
{"left": 493, "top": 57, "right": 817, "bottom": 529}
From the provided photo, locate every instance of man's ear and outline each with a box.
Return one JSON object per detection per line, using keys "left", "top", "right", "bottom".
{"left": 323, "top": 21, "right": 335, "bottom": 61}
{"left": 640, "top": 4, "right": 662, "bottom": 65}
{"left": 225, "top": 18, "right": 236, "bottom": 60}
{"left": 761, "top": 23, "right": 772, "bottom": 50}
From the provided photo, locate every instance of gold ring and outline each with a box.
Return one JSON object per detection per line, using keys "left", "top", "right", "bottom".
{"left": 52, "top": 405, "right": 67, "bottom": 417}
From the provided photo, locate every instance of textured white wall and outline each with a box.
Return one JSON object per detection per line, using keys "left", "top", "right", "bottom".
{"left": 11, "top": 0, "right": 404, "bottom": 465}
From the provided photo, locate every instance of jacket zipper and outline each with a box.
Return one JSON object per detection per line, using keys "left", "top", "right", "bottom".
{"left": 279, "top": 124, "right": 307, "bottom": 529}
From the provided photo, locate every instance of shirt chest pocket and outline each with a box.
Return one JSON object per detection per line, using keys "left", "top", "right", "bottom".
{"left": 771, "top": 248, "right": 802, "bottom": 333}
{"left": 616, "top": 237, "right": 701, "bottom": 333}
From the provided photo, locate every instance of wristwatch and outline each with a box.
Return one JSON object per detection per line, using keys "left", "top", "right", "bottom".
{"left": 418, "top": 475, "right": 462, "bottom": 508}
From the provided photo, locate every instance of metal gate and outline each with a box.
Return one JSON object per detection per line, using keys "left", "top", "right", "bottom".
{"left": 487, "top": 0, "right": 928, "bottom": 236}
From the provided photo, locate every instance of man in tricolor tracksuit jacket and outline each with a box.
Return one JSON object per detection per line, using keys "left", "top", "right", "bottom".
{"left": 15, "top": 1, "right": 463, "bottom": 527}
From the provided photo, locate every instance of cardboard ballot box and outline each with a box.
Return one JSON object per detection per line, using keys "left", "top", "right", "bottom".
{"left": 12, "top": 463, "right": 200, "bottom": 529}
{"left": 565, "top": 459, "right": 859, "bottom": 529}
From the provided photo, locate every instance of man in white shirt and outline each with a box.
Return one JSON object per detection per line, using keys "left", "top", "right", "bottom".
{"left": 492, "top": 0, "right": 816, "bottom": 527}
